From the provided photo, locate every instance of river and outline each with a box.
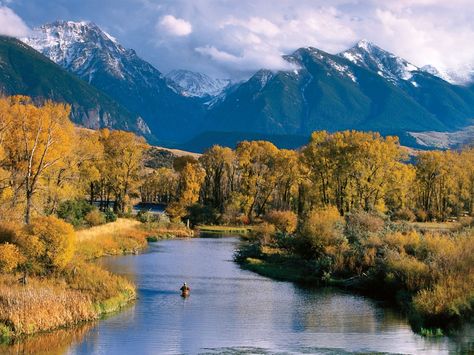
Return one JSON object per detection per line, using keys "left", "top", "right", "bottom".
{"left": 4, "top": 236, "right": 473, "bottom": 354}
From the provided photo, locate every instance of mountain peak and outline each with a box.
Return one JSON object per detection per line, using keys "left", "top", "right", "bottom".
{"left": 165, "top": 69, "right": 231, "bottom": 98}
{"left": 22, "top": 20, "right": 137, "bottom": 80}
{"left": 339, "top": 39, "right": 418, "bottom": 83}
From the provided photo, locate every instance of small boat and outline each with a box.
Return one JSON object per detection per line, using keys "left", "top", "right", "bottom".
{"left": 181, "top": 289, "right": 190, "bottom": 297}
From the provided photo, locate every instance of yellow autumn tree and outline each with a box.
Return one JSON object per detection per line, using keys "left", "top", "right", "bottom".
{"left": 0, "top": 96, "right": 74, "bottom": 223}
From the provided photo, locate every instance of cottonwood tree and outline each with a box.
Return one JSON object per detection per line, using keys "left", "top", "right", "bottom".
{"left": 0, "top": 96, "right": 73, "bottom": 223}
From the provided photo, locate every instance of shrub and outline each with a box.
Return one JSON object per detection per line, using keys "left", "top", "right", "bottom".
{"left": 392, "top": 208, "right": 416, "bottom": 222}
{"left": 104, "top": 209, "right": 117, "bottom": 223}
{"left": 136, "top": 210, "right": 152, "bottom": 223}
{"left": 57, "top": 199, "right": 95, "bottom": 228}
{"left": 84, "top": 210, "right": 106, "bottom": 227}
{"left": 0, "top": 223, "right": 18, "bottom": 244}
{"left": 25, "top": 216, "right": 76, "bottom": 272}
{"left": 186, "top": 204, "right": 219, "bottom": 226}
{"left": 298, "top": 206, "right": 345, "bottom": 258}
{"left": 165, "top": 202, "right": 187, "bottom": 223}
{"left": 0, "top": 243, "right": 24, "bottom": 273}
{"left": 253, "top": 222, "right": 276, "bottom": 245}
{"left": 264, "top": 210, "right": 297, "bottom": 234}
{"left": 415, "top": 209, "right": 429, "bottom": 222}
{"left": 345, "top": 210, "right": 385, "bottom": 244}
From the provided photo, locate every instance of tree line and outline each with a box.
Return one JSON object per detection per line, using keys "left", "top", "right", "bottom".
{"left": 2, "top": 96, "right": 474, "bottom": 226}
{"left": 144, "top": 132, "right": 474, "bottom": 225}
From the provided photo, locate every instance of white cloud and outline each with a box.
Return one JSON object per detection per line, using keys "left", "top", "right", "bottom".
{"left": 158, "top": 15, "right": 192, "bottom": 37}
{"left": 0, "top": 6, "right": 29, "bottom": 37}
{"left": 9, "top": 0, "right": 474, "bottom": 80}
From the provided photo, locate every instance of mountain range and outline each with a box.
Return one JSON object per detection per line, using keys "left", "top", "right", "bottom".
{"left": 0, "top": 35, "right": 150, "bottom": 135}
{"left": 1, "top": 20, "right": 472, "bottom": 151}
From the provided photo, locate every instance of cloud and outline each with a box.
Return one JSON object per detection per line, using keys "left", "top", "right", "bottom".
{"left": 158, "top": 15, "right": 192, "bottom": 37}
{"left": 7, "top": 0, "right": 474, "bottom": 81}
{"left": 0, "top": 6, "right": 29, "bottom": 37}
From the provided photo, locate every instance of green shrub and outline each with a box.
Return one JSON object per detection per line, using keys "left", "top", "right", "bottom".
{"left": 136, "top": 210, "right": 153, "bottom": 223}
{"left": 57, "top": 199, "right": 95, "bottom": 228}
{"left": 186, "top": 204, "right": 219, "bottom": 226}
{"left": 104, "top": 209, "right": 117, "bottom": 223}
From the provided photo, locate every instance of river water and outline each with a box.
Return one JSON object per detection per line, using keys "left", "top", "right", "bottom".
{"left": 4, "top": 236, "right": 473, "bottom": 354}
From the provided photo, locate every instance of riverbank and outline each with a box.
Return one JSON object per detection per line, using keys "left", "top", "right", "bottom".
{"left": 0, "top": 217, "right": 193, "bottom": 342}
{"left": 234, "top": 217, "right": 474, "bottom": 335}
{"left": 196, "top": 225, "right": 253, "bottom": 236}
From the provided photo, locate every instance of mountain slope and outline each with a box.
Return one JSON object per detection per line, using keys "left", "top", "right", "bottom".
{"left": 165, "top": 70, "right": 231, "bottom": 98}
{"left": 203, "top": 44, "right": 474, "bottom": 140}
{"left": 205, "top": 47, "right": 450, "bottom": 137}
{"left": 23, "top": 21, "right": 203, "bottom": 142}
{"left": 339, "top": 40, "right": 474, "bottom": 128}
{"left": 0, "top": 36, "right": 149, "bottom": 134}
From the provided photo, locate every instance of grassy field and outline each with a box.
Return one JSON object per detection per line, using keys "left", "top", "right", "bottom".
{"left": 76, "top": 218, "right": 141, "bottom": 242}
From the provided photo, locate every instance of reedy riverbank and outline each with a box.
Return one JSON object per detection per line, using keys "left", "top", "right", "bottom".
{"left": 234, "top": 211, "right": 474, "bottom": 335}
{"left": 0, "top": 217, "right": 193, "bottom": 342}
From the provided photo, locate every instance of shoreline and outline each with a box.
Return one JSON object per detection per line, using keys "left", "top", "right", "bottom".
{"left": 235, "top": 245, "right": 472, "bottom": 336}
{"left": 0, "top": 218, "right": 194, "bottom": 343}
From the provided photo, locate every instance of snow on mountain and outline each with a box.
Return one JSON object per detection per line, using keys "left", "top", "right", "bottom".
{"left": 23, "top": 21, "right": 131, "bottom": 81}
{"left": 421, "top": 64, "right": 474, "bottom": 86}
{"left": 290, "top": 47, "right": 357, "bottom": 83}
{"left": 22, "top": 20, "right": 168, "bottom": 88}
{"left": 339, "top": 39, "right": 419, "bottom": 85}
{"left": 165, "top": 69, "right": 231, "bottom": 98}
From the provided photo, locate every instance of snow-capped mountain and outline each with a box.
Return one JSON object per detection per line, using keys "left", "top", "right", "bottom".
{"left": 23, "top": 21, "right": 204, "bottom": 142}
{"left": 339, "top": 39, "right": 419, "bottom": 85}
{"left": 23, "top": 21, "right": 148, "bottom": 82}
{"left": 421, "top": 64, "right": 474, "bottom": 86}
{"left": 165, "top": 70, "right": 231, "bottom": 98}
{"left": 0, "top": 36, "right": 148, "bottom": 135}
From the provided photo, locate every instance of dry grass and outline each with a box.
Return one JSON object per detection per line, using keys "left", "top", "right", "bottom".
{"left": 409, "top": 221, "right": 461, "bottom": 233}
{"left": 76, "top": 218, "right": 141, "bottom": 242}
{"left": 0, "top": 275, "right": 96, "bottom": 336}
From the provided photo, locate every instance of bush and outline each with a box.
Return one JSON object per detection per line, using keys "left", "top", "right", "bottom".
{"left": 0, "top": 223, "right": 18, "bottom": 244}
{"left": 415, "top": 209, "right": 428, "bottom": 222}
{"left": 344, "top": 210, "right": 385, "bottom": 244}
{"left": 392, "top": 208, "right": 416, "bottom": 222}
{"left": 186, "top": 204, "right": 219, "bottom": 226}
{"left": 298, "top": 206, "right": 345, "bottom": 258}
{"left": 0, "top": 243, "right": 24, "bottom": 273}
{"left": 165, "top": 202, "right": 187, "bottom": 223}
{"left": 104, "top": 209, "right": 117, "bottom": 223}
{"left": 264, "top": 210, "right": 297, "bottom": 234}
{"left": 57, "top": 199, "right": 95, "bottom": 228}
{"left": 25, "top": 216, "right": 76, "bottom": 272}
{"left": 253, "top": 222, "right": 276, "bottom": 245}
{"left": 84, "top": 210, "right": 106, "bottom": 227}
{"left": 136, "top": 210, "right": 153, "bottom": 223}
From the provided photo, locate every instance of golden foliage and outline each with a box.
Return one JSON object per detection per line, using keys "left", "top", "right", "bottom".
{"left": 25, "top": 216, "right": 76, "bottom": 271}
{"left": 264, "top": 210, "right": 298, "bottom": 234}
{"left": 0, "top": 243, "right": 24, "bottom": 273}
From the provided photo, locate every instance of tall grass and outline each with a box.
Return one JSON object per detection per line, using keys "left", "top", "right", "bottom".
{"left": 0, "top": 275, "right": 96, "bottom": 336}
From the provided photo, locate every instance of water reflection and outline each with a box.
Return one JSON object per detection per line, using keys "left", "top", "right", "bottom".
{"left": 0, "top": 321, "right": 94, "bottom": 355}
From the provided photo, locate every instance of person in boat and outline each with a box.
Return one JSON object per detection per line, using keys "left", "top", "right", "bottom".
{"left": 180, "top": 282, "right": 190, "bottom": 295}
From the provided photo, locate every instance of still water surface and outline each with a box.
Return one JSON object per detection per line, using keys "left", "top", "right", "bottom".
{"left": 5, "top": 236, "right": 473, "bottom": 354}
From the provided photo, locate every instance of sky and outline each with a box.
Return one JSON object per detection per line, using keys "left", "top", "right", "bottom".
{"left": 0, "top": 0, "right": 473, "bottom": 80}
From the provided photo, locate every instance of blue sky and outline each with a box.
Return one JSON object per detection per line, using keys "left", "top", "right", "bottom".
{"left": 1, "top": 0, "right": 473, "bottom": 80}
